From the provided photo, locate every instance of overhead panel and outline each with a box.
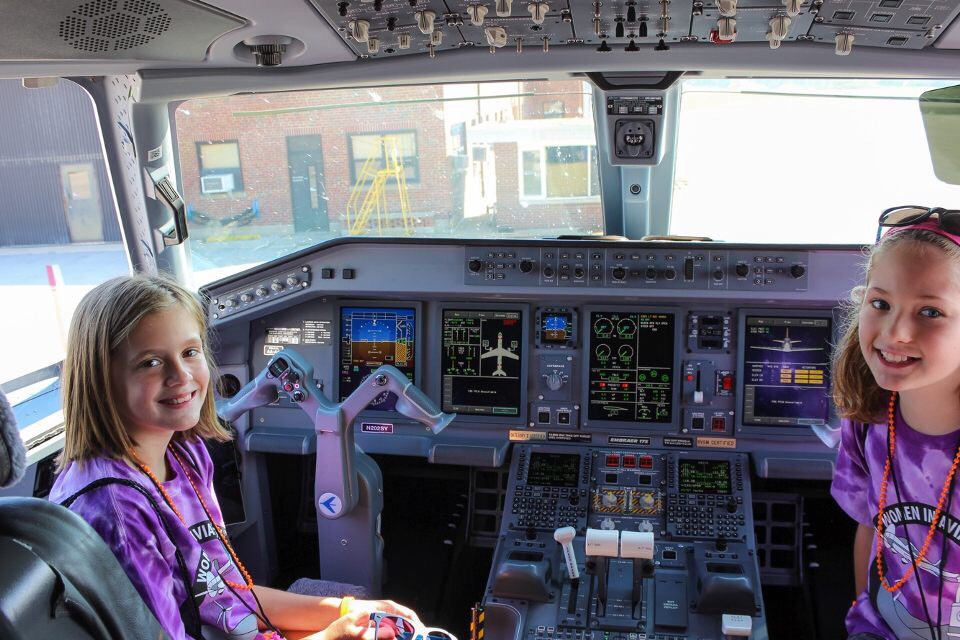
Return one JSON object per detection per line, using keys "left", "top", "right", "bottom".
{"left": 0, "top": 0, "right": 245, "bottom": 61}
{"left": 309, "top": 0, "right": 960, "bottom": 55}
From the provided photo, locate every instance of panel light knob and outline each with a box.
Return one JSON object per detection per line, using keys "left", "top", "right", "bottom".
{"left": 770, "top": 15, "right": 791, "bottom": 40}
{"left": 528, "top": 1, "right": 549, "bottom": 25}
{"left": 485, "top": 25, "right": 508, "bottom": 48}
{"left": 431, "top": 29, "right": 443, "bottom": 46}
{"left": 783, "top": 0, "right": 802, "bottom": 17}
{"left": 398, "top": 33, "right": 412, "bottom": 49}
{"left": 349, "top": 19, "right": 370, "bottom": 43}
{"left": 717, "top": 16, "right": 737, "bottom": 41}
{"left": 496, "top": 0, "right": 513, "bottom": 16}
{"left": 367, "top": 36, "right": 380, "bottom": 54}
{"left": 716, "top": 0, "right": 736, "bottom": 17}
{"left": 416, "top": 9, "right": 436, "bottom": 34}
{"left": 467, "top": 3, "right": 489, "bottom": 26}
{"left": 835, "top": 31, "right": 854, "bottom": 55}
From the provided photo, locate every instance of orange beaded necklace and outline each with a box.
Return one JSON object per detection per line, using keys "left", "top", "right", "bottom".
{"left": 875, "top": 391, "right": 960, "bottom": 593}
{"left": 130, "top": 445, "right": 254, "bottom": 591}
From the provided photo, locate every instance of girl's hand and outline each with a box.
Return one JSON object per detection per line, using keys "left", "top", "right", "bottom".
{"left": 306, "top": 610, "right": 381, "bottom": 640}
{"left": 349, "top": 599, "right": 423, "bottom": 627}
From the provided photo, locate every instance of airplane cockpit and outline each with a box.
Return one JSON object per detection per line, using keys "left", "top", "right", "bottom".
{"left": 5, "top": 1, "right": 960, "bottom": 639}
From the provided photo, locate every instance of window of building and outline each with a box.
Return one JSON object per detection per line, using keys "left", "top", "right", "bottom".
{"left": 348, "top": 131, "right": 419, "bottom": 184}
{"left": 197, "top": 140, "right": 243, "bottom": 194}
{"left": 520, "top": 145, "right": 600, "bottom": 200}
{"left": 542, "top": 100, "right": 567, "bottom": 118}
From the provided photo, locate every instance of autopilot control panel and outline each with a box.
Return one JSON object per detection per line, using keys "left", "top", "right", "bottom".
{"left": 201, "top": 238, "right": 862, "bottom": 640}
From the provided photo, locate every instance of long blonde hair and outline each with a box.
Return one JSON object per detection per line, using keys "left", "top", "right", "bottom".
{"left": 58, "top": 275, "right": 230, "bottom": 469}
{"left": 832, "top": 229, "right": 960, "bottom": 423}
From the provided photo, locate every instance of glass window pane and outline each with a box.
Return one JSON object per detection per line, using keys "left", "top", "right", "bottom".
{"left": 0, "top": 79, "right": 128, "bottom": 437}
{"left": 175, "top": 80, "right": 603, "bottom": 285}
{"left": 199, "top": 142, "right": 240, "bottom": 169}
{"left": 671, "top": 79, "right": 960, "bottom": 243}
{"left": 522, "top": 150, "right": 542, "bottom": 196}
{"left": 546, "top": 145, "right": 589, "bottom": 197}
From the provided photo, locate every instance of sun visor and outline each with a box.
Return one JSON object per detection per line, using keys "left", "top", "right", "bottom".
{"left": 920, "top": 85, "right": 960, "bottom": 186}
{"left": 0, "top": 0, "right": 244, "bottom": 62}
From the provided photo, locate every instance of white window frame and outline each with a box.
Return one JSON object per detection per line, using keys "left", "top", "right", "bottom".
{"left": 518, "top": 143, "right": 600, "bottom": 203}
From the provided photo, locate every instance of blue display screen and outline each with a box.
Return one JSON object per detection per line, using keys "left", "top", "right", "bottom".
{"left": 339, "top": 307, "right": 416, "bottom": 411}
{"left": 741, "top": 315, "right": 832, "bottom": 427}
{"left": 542, "top": 313, "right": 571, "bottom": 343}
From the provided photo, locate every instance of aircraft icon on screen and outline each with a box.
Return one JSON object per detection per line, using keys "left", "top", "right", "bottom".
{"left": 750, "top": 328, "right": 823, "bottom": 353}
{"left": 481, "top": 332, "right": 519, "bottom": 376}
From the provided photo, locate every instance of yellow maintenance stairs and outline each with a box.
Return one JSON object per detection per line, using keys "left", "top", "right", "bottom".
{"left": 345, "top": 135, "right": 413, "bottom": 236}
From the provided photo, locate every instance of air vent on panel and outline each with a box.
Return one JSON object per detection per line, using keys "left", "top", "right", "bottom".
{"left": 58, "top": 0, "right": 171, "bottom": 52}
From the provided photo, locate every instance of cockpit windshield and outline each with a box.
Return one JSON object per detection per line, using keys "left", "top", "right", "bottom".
{"left": 174, "top": 79, "right": 603, "bottom": 285}
{"left": 671, "top": 78, "right": 960, "bottom": 243}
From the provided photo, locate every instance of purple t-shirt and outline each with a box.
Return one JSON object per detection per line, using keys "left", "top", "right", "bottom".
{"left": 50, "top": 439, "right": 271, "bottom": 640}
{"left": 832, "top": 408, "right": 960, "bottom": 639}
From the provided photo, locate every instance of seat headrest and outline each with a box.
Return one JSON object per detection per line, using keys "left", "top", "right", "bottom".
{"left": 0, "top": 390, "right": 26, "bottom": 489}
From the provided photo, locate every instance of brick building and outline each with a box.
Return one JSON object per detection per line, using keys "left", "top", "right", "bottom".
{"left": 174, "top": 80, "right": 603, "bottom": 238}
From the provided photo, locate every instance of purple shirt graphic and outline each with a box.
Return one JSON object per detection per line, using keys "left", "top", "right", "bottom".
{"left": 50, "top": 439, "right": 271, "bottom": 640}
{"left": 832, "top": 408, "right": 960, "bottom": 640}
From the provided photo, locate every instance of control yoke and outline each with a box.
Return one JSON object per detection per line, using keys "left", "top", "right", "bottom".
{"left": 217, "top": 348, "right": 455, "bottom": 518}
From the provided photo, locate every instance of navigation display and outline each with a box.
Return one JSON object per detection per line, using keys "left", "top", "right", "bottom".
{"left": 587, "top": 311, "right": 675, "bottom": 423}
{"left": 742, "top": 315, "right": 832, "bottom": 427}
{"left": 339, "top": 307, "right": 416, "bottom": 411}
{"left": 526, "top": 452, "right": 580, "bottom": 488}
{"left": 441, "top": 309, "right": 523, "bottom": 416}
{"left": 679, "top": 459, "right": 731, "bottom": 495}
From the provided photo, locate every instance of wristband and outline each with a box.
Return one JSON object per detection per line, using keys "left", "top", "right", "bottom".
{"left": 339, "top": 596, "right": 355, "bottom": 617}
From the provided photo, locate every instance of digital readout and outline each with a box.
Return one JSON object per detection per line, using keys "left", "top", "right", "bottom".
{"left": 678, "top": 459, "right": 731, "bottom": 495}
{"left": 526, "top": 452, "right": 580, "bottom": 488}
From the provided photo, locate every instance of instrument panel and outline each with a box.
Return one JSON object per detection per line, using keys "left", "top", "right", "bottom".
{"left": 202, "top": 237, "right": 860, "bottom": 639}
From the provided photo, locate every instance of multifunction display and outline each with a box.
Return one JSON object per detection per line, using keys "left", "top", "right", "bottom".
{"left": 339, "top": 307, "right": 416, "bottom": 411}
{"left": 526, "top": 452, "right": 581, "bottom": 488}
{"left": 742, "top": 315, "right": 832, "bottom": 427}
{"left": 678, "top": 459, "right": 731, "bottom": 495}
{"left": 441, "top": 309, "right": 523, "bottom": 416}
{"left": 587, "top": 311, "right": 675, "bottom": 423}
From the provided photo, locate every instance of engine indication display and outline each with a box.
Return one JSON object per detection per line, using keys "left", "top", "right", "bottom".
{"left": 339, "top": 307, "right": 416, "bottom": 411}
{"left": 588, "top": 311, "right": 675, "bottom": 423}
{"left": 742, "top": 315, "right": 831, "bottom": 427}
{"left": 678, "top": 459, "right": 731, "bottom": 495}
{"left": 442, "top": 309, "right": 523, "bottom": 416}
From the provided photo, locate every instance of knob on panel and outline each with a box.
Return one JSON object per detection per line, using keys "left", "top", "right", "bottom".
{"left": 468, "top": 259, "right": 484, "bottom": 273}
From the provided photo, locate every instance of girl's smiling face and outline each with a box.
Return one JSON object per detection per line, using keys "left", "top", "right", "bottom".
{"left": 859, "top": 241, "right": 960, "bottom": 399}
{"left": 110, "top": 305, "right": 210, "bottom": 443}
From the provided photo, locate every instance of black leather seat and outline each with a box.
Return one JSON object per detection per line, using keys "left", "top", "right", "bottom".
{"left": 0, "top": 389, "right": 169, "bottom": 640}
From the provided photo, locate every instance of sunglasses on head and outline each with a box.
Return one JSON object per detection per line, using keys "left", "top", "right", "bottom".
{"left": 876, "top": 205, "right": 960, "bottom": 242}
{"left": 369, "top": 612, "right": 458, "bottom": 640}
